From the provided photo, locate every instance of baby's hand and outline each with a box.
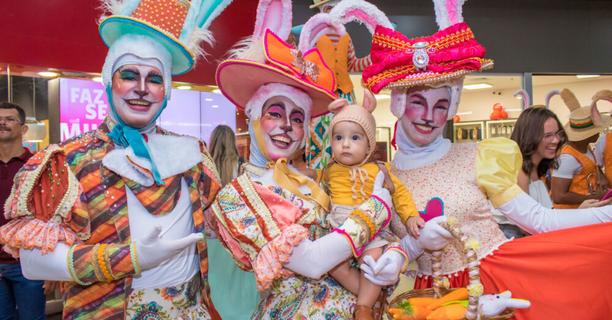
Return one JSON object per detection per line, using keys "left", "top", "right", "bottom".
{"left": 406, "top": 216, "right": 425, "bottom": 238}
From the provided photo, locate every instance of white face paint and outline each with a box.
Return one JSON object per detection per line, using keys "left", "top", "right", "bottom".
{"left": 399, "top": 87, "right": 451, "bottom": 146}
{"left": 111, "top": 64, "right": 166, "bottom": 129}
{"left": 259, "top": 96, "right": 307, "bottom": 161}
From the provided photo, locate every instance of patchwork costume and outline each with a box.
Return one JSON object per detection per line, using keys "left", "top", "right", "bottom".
{"left": 362, "top": 0, "right": 612, "bottom": 319}
{"left": 0, "top": 1, "right": 232, "bottom": 319}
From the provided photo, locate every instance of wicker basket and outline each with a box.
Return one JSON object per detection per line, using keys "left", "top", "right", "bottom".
{"left": 386, "top": 219, "right": 514, "bottom": 320}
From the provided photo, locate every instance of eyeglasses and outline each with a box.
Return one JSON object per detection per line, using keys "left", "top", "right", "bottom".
{"left": 542, "top": 130, "right": 564, "bottom": 141}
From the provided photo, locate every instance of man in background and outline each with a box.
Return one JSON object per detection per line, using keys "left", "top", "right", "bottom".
{"left": 0, "top": 102, "right": 44, "bottom": 320}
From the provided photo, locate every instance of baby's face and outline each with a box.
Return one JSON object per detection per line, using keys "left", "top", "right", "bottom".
{"left": 331, "top": 121, "right": 369, "bottom": 166}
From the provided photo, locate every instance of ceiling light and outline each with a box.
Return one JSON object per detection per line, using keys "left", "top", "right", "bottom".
{"left": 506, "top": 108, "right": 523, "bottom": 112}
{"left": 92, "top": 76, "right": 103, "bottom": 83}
{"left": 176, "top": 85, "right": 192, "bottom": 90}
{"left": 205, "top": 98, "right": 213, "bottom": 102}
{"left": 212, "top": 88, "right": 221, "bottom": 94}
{"left": 576, "top": 75, "right": 600, "bottom": 79}
{"left": 456, "top": 111, "right": 473, "bottom": 116}
{"left": 211, "top": 105, "right": 219, "bottom": 108}
{"left": 463, "top": 83, "right": 493, "bottom": 90}
{"left": 38, "top": 71, "right": 60, "bottom": 78}
{"left": 515, "top": 95, "right": 522, "bottom": 99}
{"left": 375, "top": 94, "right": 390, "bottom": 100}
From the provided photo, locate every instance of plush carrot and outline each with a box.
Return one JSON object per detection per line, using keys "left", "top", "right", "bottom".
{"left": 397, "top": 300, "right": 431, "bottom": 320}
{"left": 426, "top": 303, "right": 467, "bottom": 320}
{"left": 427, "top": 288, "right": 469, "bottom": 310}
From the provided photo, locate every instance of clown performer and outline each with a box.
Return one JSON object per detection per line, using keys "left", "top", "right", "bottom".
{"left": 360, "top": 0, "right": 612, "bottom": 319}
{"left": 301, "top": 0, "right": 389, "bottom": 169}
{"left": 0, "top": 1, "right": 233, "bottom": 319}
{"left": 209, "top": 1, "right": 448, "bottom": 319}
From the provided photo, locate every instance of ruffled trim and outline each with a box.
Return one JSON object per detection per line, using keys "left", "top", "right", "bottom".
{"left": 252, "top": 224, "right": 309, "bottom": 291}
{"left": 0, "top": 218, "right": 78, "bottom": 257}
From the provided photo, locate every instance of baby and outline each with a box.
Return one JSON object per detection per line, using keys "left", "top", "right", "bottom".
{"left": 322, "top": 91, "right": 424, "bottom": 320}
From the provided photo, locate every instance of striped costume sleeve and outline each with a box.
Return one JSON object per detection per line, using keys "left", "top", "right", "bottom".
{"left": 347, "top": 37, "right": 372, "bottom": 72}
{"left": 68, "top": 243, "right": 139, "bottom": 285}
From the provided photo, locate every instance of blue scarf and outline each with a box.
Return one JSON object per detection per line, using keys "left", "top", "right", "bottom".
{"left": 106, "top": 85, "right": 167, "bottom": 185}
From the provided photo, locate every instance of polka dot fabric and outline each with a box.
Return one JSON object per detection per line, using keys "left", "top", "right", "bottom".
{"left": 392, "top": 143, "right": 509, "bottom": 276}
{"left": 132, "top": 0, "right": 189, "bottom": 38}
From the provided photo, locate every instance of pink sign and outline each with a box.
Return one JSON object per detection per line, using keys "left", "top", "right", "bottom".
{"left": 59, "top": 78, "right": 108, "bottom": 141}
{"left": 59, "top": 78, "right": 237, "bottom": 142}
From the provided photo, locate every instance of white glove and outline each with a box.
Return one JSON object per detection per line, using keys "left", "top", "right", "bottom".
{"left": 137, "top": 225, "right": 204, "bottom": 271}
{"left": 400, "top": 216, "right": 453, "bottom": 259}
{"left": 19, "top": 244, "right": 72, "bottom": 281}
{"left": 359, "top": 249, "right": 405, "bottom": 286}
{"left": 498, "top": 192, "right": 612, "bottom": 234}
{"left": 284, "top": 232, "right": 352, "bottom": 279}
{"left": 371, "top": 171, "right": 393, "bottom": 212}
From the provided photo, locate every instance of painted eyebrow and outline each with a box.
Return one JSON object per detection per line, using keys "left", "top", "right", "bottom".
{"left": 264, "top": 101, "right": 286, "bottom": 111}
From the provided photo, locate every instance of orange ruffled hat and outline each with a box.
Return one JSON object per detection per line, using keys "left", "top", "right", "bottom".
{"left": 216, "top": 29, "right": 337, "bottom": 118}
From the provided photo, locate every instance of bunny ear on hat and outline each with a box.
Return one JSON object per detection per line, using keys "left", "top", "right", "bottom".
{"left": 544, "top": 89, "right": 560, "bottom": 109}
{"left": 328, "top": 98, "right": 350, "bottom": 113}
{"left": 329, "top": 0, "right": 394, "bottom": 33}
{"left": 513, "top": 89, "right": 530, "bottom": 110}
{"left": 592, "top": 89, "right": 612, "bottom": 108}
{"left": 298, "top": 13, "right": 346, "bottom": 53}
{"left": 362, "top": 89, "right": 377, "bottom": 113}
{"left": 227, "top": 0, "right": 292, "bottom": 61}
{"left": 433, "top": 0, "right": 466, "bottom": 30}
{"left": 560, "top": 88, "right": 582, "bottom": 111}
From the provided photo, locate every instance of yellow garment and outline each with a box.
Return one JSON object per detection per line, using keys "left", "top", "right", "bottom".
{"left": 603, "top": 132, "right": 612, "bottom": 185}
{"left": 316, "top": 34, "right": 352, "bottom": 93}
{"left": 323, "top": 162, "right": 418, "bottom": 223}
{"left": 476, "top": 137, "right": 524, "bottom": 207}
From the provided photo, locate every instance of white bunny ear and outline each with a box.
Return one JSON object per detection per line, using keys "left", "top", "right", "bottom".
{"left": 433, "top": 0, "right": 467, "bottom": 30}
{"left": 253, "top": 0, "right": 293, "bottom": 40}
{"left": 329, "top": 0, "right": 393, "bottom": 33}
{"left": 299, "top": 13, "right": 346, "bottom": 52}
{"left": 513, "top": 89, "right": 530, "bottom": 110}
{"left": 227, "top": 0, "right": 292, "bottom": 60}
{"left": 507, "top": 298, "right": 531, "bottom": 309}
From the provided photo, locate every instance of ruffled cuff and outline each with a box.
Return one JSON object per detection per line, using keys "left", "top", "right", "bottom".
{"left": 0, "top": 218, "right": 79, "bottom": 258}
{"left": 68, "top": 243, "right": 139, "bottom": 286}
{"left": 252, "top": 224, "right": 309, "bottom": 291}
{"left": 477, "top": 138, "right": 524, "bottom": 207}
{"left": 333, "top": 195, "right": 392, "bottom": 257}
{"left": 386, "top": 243, "right": 409, "bottom": 272}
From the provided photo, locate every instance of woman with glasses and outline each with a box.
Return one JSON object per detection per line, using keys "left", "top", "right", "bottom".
{"left": 510, "top": 104, "right": 611, "bottom": 209}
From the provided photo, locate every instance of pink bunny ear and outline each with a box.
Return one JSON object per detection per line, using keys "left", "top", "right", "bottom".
{"left": 362, "top": 89, "right": 377, "bottom": 113}
{"left": 513, "top": 89, "right": 530, "bottom": 110}
{"left": 299, "top": 13, "right": 346, "bottom": 52}
{"left": 227, "top": 0, "right": 292, "bottom": 61}
{"left": 433, "top": 0, "right": 466, "bottom": 30}
{"left": 328, "top": 98, "right": 350, "bottom": 113}
{"left": 592, "top": 102, "right": 604, "bottom": 127}
{"left": 545, "top": 89, "right": 560, "bottom": 109}
{"left": 253, "top": 0, "right": 292, "bottom": 40}
{"left": 329, "top": 0, "right": 393, "bottom": 34}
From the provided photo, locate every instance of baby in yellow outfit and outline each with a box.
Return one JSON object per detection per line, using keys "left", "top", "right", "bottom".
{"left": 322, "top": 91, "right": 423, "bottom": 319}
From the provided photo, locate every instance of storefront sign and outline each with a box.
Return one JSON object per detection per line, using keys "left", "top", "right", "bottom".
{"left": 59, "top": 78, "right": 236, "bottom": 142}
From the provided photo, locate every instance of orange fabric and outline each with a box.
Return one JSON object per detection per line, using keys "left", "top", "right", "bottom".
{"left": 264, "top": 30, "right": 336, "bottom": 94}
{"left": 316, "top": 34, "right": 353, "bottom": 93}
{"left": 415, "top": 223, "right": 612, "bottom": 320}
{"left": 554, "top": 145, "right": 598, "bottom": 209}
{"left": 604, "top": 132, "right": 612, "bottom": 184}
{"left": 131, "top": 0, "right": 188, "bottom": 38}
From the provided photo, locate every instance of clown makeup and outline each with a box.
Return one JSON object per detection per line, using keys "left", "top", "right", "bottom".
{"left": 260, "top": 96, "right": 306, "bottom": 161}
{"left": 331, "top": 121, "right": 369, "bottom": 166}
{"left": 111, "top": 64, "right": 166, "bottom": 129}
{"left": 399, "top": 87, "right": 451, "bottom": 146}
